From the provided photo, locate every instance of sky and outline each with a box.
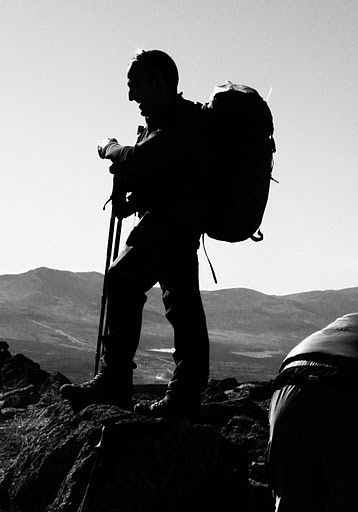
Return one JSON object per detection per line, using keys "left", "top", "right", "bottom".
{"left": 1, "top": 0, "right": 357, "bottom": 296}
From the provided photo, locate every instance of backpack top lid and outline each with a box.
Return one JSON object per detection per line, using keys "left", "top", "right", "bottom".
{"left": 207, "top": 81, "right": 274, "bottom": 138}
{"left": 208, "top": 81, "right": 258, "bottom": 104}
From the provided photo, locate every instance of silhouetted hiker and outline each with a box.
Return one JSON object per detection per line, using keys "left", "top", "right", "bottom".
{"left": 267, "top": 313, "right": 358, "bottom": 511}
{"left": 61, "top": 49, "right": 209, "bottom": 420}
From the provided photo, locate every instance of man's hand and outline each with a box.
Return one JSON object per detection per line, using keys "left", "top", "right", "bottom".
{"left": 97, "top": 137, "right": 118, "bottom": 159}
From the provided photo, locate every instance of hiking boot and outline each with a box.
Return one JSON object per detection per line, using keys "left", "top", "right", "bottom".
{"left": 134, "top": 395, "right": 200, "bottom": 422}
{"left": 60, "top": 371, "right": 133, "bottom": 412}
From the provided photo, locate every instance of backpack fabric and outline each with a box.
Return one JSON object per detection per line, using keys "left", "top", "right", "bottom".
{"left": 201, "top": 81, "right": 276, "bottom": 243}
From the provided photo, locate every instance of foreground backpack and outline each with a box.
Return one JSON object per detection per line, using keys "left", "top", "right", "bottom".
{"left": 202, "top": 81, "right": 276, "bottom": 243}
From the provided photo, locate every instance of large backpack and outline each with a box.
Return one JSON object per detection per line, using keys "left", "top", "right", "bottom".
{"left": 202, "top": 81, "right": 276, "bottom": 243}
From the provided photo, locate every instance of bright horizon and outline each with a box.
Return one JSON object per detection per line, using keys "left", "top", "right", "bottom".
{"left": 1, "top": 0, "right": 357, "bottom": 296}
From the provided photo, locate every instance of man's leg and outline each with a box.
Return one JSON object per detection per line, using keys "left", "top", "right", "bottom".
{"left": 104, "top": 244, "right": 157, "bottom": 371}
{"left": 318, "top": 387, "right": 358, "bottom": 512}
{"left": 142, "top": 242, "right": 210, "bottom": 419}
{"left": 268, "top": 384, "right": 326, "bottom": 512}
{"left": 61, "top": 227, "right": 159, "bottom": 410}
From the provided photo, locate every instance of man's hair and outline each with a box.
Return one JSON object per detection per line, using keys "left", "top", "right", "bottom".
{"left": 130, "top": 49, "right": 179, "bottom": 90}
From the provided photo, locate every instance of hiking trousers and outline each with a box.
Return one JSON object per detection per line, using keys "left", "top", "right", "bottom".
{"left": 267, "top": 382, "right": 358, "bottom": 512}
{"left": 103, "top": 214, "right": 210, "bottom": 403}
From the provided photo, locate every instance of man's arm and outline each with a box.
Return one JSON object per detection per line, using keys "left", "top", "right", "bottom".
{"left": 98, "top": 122, "right": 201, "bottom": 179}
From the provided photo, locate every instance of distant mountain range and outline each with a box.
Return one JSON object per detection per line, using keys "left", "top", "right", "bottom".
{"left": 0, "top": 267, "right": 357, "bottom": 384}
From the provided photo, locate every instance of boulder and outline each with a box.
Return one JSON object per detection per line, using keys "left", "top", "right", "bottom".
{"left": 0, "top": 356, "right": 275, "bottom": 512}
{"left": 0, "top": 344, "right": 11, "bottom": 390}
{"left": 1, "top": 398, "right": 260, "bottom": 512}
{"left": 0, "top": 384, "right": 35, "bottom": 410}
{"left": 0, "top": 341, "right": 10, "bottom": 351}
{"left": 1, "top": 354, "right": 50, "bottom": 391}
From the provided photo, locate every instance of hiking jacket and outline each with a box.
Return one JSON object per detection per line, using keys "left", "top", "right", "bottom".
{"left": 104, "top": 94, "right": 207, "bottom": 232}
{"left": 281, "top": 313, "right": 358, "bottom": 371}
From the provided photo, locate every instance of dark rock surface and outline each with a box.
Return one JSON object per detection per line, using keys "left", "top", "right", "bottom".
{"left": 0, "top": 348, "right": 275, "bottom": 511}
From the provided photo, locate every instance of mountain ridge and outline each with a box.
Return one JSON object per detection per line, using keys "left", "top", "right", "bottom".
{"left": 0, "top": 267, "right": 357, "bottom": 384}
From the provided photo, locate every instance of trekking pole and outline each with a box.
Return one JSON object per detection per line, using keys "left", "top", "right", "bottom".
{"left": 100, "top": 214, "right": 123, "bottom": 351}
{"left": 94, "top": 208, "right": 115, "bottom": 376}
{"left": 94, "top": 178, "right": 126, "bottom": 376}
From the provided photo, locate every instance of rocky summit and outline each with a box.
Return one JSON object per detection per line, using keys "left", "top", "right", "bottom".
{"left": 0, "top": 343, "right": 275, "bottom": 512}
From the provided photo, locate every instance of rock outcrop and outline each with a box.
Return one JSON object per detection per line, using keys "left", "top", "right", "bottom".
{"left": 0, "top": 347, "right": 274, "bottom": 511}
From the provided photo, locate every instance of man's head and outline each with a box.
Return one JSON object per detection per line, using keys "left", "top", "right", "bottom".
{"left": 127, "top": 49, "right": 179, "bottom": 117}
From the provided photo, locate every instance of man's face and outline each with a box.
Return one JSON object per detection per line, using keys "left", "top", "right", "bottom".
{"left": 127, "top": 62, "right": 163, "bottom": 118}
